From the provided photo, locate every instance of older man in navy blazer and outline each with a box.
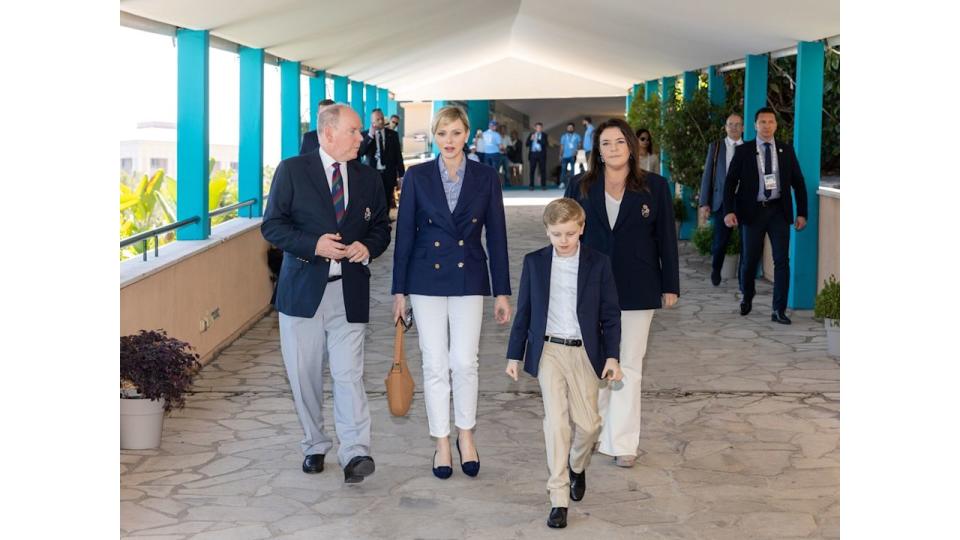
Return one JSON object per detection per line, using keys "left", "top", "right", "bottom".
{"left": 700, "top": 113, "right": 744, "bottom": 286}
{"left": 262, "top": 103, "right": 391, "bottom": 483}
{"left": 724, "top": 107, "right": 808, "bottom": 324}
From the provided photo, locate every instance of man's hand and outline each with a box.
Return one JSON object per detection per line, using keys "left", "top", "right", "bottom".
{"left": 494, "top": 295, "right": 512, "bottom": 325}
{"left": 795, "top": 216, "right": 807, "bottom": 231}
{"left": 505, "top": 360, "right": 520, "bottom": 381}
{"left": 601, "top": 358, "right": 623, "bottom": 381}
{"left": 699, "top": 205, "right": 711, "bottom": 221}
{"left": 344, "top": 241, "right": 369, "bottom": 263}
{"left": 315, "top": 233, "right": 347, "bottom": 259}
{"left": 723, "top": 213, "right": 738, "bottom": 228}
{"left": 662, "top": 293, "right": 678, "bottom": 308}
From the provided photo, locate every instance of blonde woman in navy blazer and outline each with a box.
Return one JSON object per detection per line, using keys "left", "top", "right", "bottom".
{"left": 392, "top": 106, "right": 512, "bottom": 479}
{"left": 564, "top": 118, "right": 680, "bottom": 468}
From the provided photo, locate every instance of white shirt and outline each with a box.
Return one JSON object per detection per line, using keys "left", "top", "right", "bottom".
{"left": 724, "top": 136, "right": 743, "bottom": 171}
{"left": 545, "top": 245, "right": 582, "bottom": 340}
{"left": 319, "top": 145, "right": 349, "bottom": 277}
{"left": 605, "top": 191, "right": 621, "bottom": 230}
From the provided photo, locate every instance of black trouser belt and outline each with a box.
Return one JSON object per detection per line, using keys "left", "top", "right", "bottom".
{"left": 759, "top": 198, "right": 780, "bottom": 208}
{"left": 327, "top": 275, "right": 342, "bottom": 283}
{"left": 544, "top": 335, "right": 582, "bottom": 347}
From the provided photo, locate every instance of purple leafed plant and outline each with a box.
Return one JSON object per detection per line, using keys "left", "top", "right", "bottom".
{"left": 120, "top": 330, "right": 201, "bottom": 412}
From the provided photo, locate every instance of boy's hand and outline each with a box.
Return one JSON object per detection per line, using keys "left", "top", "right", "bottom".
{"left": 505, "top": 360, "right": 520, "bottom": 381}
{"left": 601, "top": 358, "right": 622, "bottom": 381}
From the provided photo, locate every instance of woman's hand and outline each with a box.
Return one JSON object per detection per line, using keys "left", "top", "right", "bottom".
{"left": 393, "top": 294, "right": 406, "bottom": 324}
{"left": 601, "top": 358, "right": 623, "bottom": 381}
{"left": 494, "top": 295, "right": 512, "bottom": 325}
{"left": 662, "top": 293, "right": 678, "bottom": 308}
{"left": 505, "top": 360, "right": 520, "bottom": 381}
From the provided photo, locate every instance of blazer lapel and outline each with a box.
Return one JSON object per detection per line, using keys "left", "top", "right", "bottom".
{"left": 540, "top": 246, "right": 553, "bottom": 315}
{"left": 576, "top": 246, "right": 590, "bottom": 310}
{"left": 428, "top": 159, "right": 459, "bottom": 235}
{"left": 587, "top": 174, "right": 612, "bottom": 232}
{"left": 451, "top": 160, "right": 480, "bottom": 218}
{"left": 613, "top": 189, "right": 639, "bottom": 232}
{"left": 305, "top": 153, "right": 338, "bottom": 230}
{"left": 341, "top": 160, "right": 364, "bottom": 225}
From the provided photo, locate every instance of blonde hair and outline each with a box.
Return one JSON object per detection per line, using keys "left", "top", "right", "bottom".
{"left": 431, "top": 105, "right": 470, "bottom": 135}
{"left": 543, "top": 198, "right": 586, "bottom": 228}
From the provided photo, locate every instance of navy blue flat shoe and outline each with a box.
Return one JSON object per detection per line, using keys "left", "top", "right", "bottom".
{"left": 432, "top": 451, "right": 452, "bottom": 479}
{"left": 456, "top": 437, "right": 480, "bottom": 477}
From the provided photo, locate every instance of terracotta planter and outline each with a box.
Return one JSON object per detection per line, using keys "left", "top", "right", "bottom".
{"left": 721, "top": 254, "right": 739, "bottom": 279}
{"left": 825, "top": 319, "right": 840, "bottom": 357}
{"left": 120, "top": 397, "right": 166, "bottom": 449}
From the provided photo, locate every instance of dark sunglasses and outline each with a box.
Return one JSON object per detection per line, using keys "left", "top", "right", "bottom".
{"left": 638, "top": 136, "right": 649, "bottom": 141}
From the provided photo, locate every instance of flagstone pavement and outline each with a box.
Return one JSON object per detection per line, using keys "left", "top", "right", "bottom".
{"left": 121, "top": 196, "right": 839, "bottom": 539}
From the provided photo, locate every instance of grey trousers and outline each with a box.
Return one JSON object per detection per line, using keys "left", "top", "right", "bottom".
{"left": 278, "top": 280, "right": 371, "bottom": 466}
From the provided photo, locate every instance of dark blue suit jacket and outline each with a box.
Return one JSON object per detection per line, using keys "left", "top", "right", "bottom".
{"left": 261, "top": 152, "right": 392, "bottom": 321}
{"left": 699, "top": 139, "right": 733, "bottom": 212}
{"left": 391, "top": 158, "right": 511, "bottom": 297}
{"left": 506, "top": 245, "right": 621, "bottom": 378}
{"left": 722, "top": 139, "right": 808, "bottom": 225}
{"left": 565, "top": 171, "right": 680, "bottom": 310}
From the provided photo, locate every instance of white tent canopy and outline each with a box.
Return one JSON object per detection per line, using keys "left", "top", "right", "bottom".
{"left": 120, "top": 0, "right": 839, "bottom": 101}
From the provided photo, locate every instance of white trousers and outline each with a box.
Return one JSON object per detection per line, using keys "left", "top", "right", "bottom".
{"left": 597, "top": 309, "right": 655, "bottom": 457}
{"left": 409, "top": 295, "right": 484, "bottom": 438}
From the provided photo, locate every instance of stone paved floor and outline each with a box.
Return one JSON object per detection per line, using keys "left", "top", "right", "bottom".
{"left": 121, "top": 197, "right": 839, "bottom": 539}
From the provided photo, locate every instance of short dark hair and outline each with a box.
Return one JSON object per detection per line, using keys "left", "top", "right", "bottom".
{"left": 567, "top": 122, "right": 575, "bottom": 128}
{"left": 754, "top": 107, "right": 776, "bottom": 122}
{"left": 318, "top": 98, "right": 335, "bottom": 107}
{"left": 371, "top": 108, "right": 383, "bottom": 115}
{"left": 390, "top": 114, "right": 400, "bottom": 120}
{"left": 535, "top": 122, "right": 543, "bottom": 127}
{"left": 584, "top": 116, "right": 592, "bottom": 123}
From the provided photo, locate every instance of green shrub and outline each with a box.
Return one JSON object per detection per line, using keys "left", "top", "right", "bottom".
{"left": 814, "top": 275, "right": 840, "bottom": 323}
{"left": 672, "top": 196, "right": 686, "bottom": 222}
{"left": 726, "top": 226, "right": 740, "bottom": 255}
{"left": 692, "top": 225, "right": 712, "bottom": 256}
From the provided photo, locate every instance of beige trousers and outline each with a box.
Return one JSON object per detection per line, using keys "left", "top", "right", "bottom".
{"left": 538, "top": 342, "right": 602, "bottom": 507}
{"left": 598, "top": 309, "right": 655, "bottom": 457}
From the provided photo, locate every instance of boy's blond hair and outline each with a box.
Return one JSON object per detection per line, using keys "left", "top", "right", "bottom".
{"left": 542, "top": 198, "right": 586, "bottom": 228}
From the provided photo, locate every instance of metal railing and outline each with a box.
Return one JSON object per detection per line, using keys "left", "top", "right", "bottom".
{"left": 120, "top": 199, "right": 258, "bottom": 262}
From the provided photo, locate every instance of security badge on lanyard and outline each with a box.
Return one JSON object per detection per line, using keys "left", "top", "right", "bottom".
{"left": 756, "top": 147, "right": 778, "bottom": 191}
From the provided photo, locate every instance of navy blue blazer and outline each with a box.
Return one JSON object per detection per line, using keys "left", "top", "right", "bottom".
{"left": 392, "top": 158, "right": 511, "bottom": 297}
{"left": 506, "top": 245, "right": 621, "bottom": 378}
{"left": 699, "top": 139, "right": 732, "bottom": 212}
{"left": 261, "top": 152, "right": 392, "bottom": 321}
{"left": 565, "top": 171, "right": 680, "bottom": 310}
{"left": 722, "top": 139, "right": 808, "bottom": 226}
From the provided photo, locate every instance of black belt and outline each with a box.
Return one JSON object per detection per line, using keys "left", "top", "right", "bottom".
{"left": 759, "top": 198, "right": 780, "bottom": 208}
{"left": 544, "top": 335, "right": 582, "bottom": 347}
{"left": 328, "top": 275, "right": 342, "bottom": 283}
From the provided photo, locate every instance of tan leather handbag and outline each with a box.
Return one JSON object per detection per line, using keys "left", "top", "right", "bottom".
{"left": 385, "top": 317, "right": 415, "bottom": 416}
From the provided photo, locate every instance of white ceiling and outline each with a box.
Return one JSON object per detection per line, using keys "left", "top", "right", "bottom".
{"left": 119, "top": 0, "right": 839, "bottom": 101}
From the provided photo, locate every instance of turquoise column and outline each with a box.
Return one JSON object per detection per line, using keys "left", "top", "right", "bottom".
{"left": 175, "top": 29, "right": 209, "bottom": 240}
{"left": 644, "top": 80, "right": 658, "bottom": 105}
{"left": 280, "top": 60, "right": 300, "bottom": 159}
{"left": 308, "top": 70, "right": 325, "bottom": 130}
{"left": 659, "top": 76, "right": 676, "bottom": 197}
{"left": 744, "top": 54, "right": 768, "bottom": 141}
{"left": 364, "top": 84, "right": 378, "bottom": 124}
{"left": 431, "top": 100, "right": 447, "bottom": 154}
{"left": 238, "top": 47, "right": 264, "bottom": 218}
{"left": 349, "top": 80, "right": 364, "bottom": 119}
{"left": 466, "top": 100, "right": 489, "bottom": 143}
{"left": 708, "top": 66, "right": 726, "bottom": 107}
{"left": 378, "top": 87, "right": 389, "bottom": 115}
{"left": 333, "top": 75, "right": 348, "bottom": 103}
{"left": 677, "top": 70, "right": 699, "bottom": 240}
{"left": 788, "top": 41, "right": 825, "bottom": 310}
{"left": 625, "top": 86, "right": 633, "bottom": 113}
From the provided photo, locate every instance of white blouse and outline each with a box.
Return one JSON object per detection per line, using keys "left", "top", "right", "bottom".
{"left": 605, "top": 191, "right": 622, "bottom": 230}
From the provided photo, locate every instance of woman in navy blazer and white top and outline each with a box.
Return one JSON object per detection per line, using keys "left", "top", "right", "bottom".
{"left": 392, "top": 106, "right": 512, "bottom": 479}
{"left": 564, "top": 118, "right": 680, "bottom": 468}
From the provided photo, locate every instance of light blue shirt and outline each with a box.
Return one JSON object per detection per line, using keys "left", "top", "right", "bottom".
{"left": 438, "top": 157, "right": 467, "bottom": 213}
{"left": 482, "top": 129, "right": 502, "bottom": 154}
{"left": 560, "top": 132, "right": 581, "bottom": 158}
{"left": 582, "top": 124, "right": 594, "bottom": 151}
{"left": 756, "top": 137, "right": 781, "bottom": 202}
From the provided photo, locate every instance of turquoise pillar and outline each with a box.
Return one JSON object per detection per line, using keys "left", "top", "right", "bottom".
{"left": 378, "top": 87, "right": 389, "bottom": 116}
{"left": 333, "top": 75, "right": 348, "bottom": 103}
{"left": 659, "top": 76, "right": 676, "bottom": 197}
{"left": 431, "top": 100, "right": 447, "bottom": 154}
{"left": 238, "top": 47, "right": 264, "bottom": 218}
{"left": 466, "top": 100, "right": 489, "bottom": 144}
{"left": 644, "top": 80, "right": 659, "bottom": 105}
{"left": 280, "top": 60, "right": 300, "bottom": 159}
{"left": 364, "top": 84, "right": 378, "bottom": 125}
{"left": 175, "top": 29, "right": 209, "bottom": 240}
{"left": 349, "top": 80, "right": 364, "bottom": 119}
{"left": 708, "top": 66, "right": 726, "bottom": 107}
{"left": 677, "top": 70, "right": 699, "bottom": 240}
{"left": 308, "top": 70, "right": 325, "bottom": 130}
{"left": 744, "top": 54, "right": 768, "bottom": 141}
{"left": 788, "top": 41, "right": 825, "bottom": 310}
{"left": 625, "top": 86, "right": 633, "bottom": 114}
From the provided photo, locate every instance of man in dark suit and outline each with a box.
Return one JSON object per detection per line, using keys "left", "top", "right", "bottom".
{"left": 262, "top": 103, "right": 391, "bottom": 483}
{"left": 723, "top": 107, "right": 808, "bottom": 324}
{"left": 361, "top": 108, "right": 405, "bottom": 211}
{"left": 526, "top": 122, "right": 548, "bottom": 190}
{"left": 299, "top": 99, "right": 336, "bottom": 155}
{"left": 700, "top": 113, "right": 744, "bottom": 286}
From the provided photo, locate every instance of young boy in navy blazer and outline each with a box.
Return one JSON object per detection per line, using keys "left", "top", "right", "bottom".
{"left": 505, "top": 198, "right": 622, "bottom": 529}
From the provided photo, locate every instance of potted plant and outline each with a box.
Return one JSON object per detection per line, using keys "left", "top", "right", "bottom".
{"left": 814, "top": 276, "right": 840, "bottom": 357}
{"left": 120, "top": 330, "right": 201, "bottom": 449}
{"left": 692, "top": 224, "right": 713, "bottom": 257}
{"left": 721, "top": 227, "right": 741, "bottom": 280}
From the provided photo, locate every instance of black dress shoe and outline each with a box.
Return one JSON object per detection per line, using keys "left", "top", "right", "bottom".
{"left": 740, "top": 299, "right": 752, "bottom": 316}
{"left": 432, "top": 451, "right": 453, "bottom": 480}
{"left": 456, "top": 437, "right": 480, "bottom": 477}
{"left": 569, "top": 466, "right": 586, "bottom": 501}
{"left": 302, "top": 454, "right": 324, "bottom": 474}
{"left": 711, "top": 268, "right": 721, "bottom": 286}
{"left": 546, "top": 507, "right": 567, "bottom": 528}
{"left": 343, "top": 456, "right": 375, "bottom": 483}
{"left": 771, "top": 310, "right": 792, "bottom": 324}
